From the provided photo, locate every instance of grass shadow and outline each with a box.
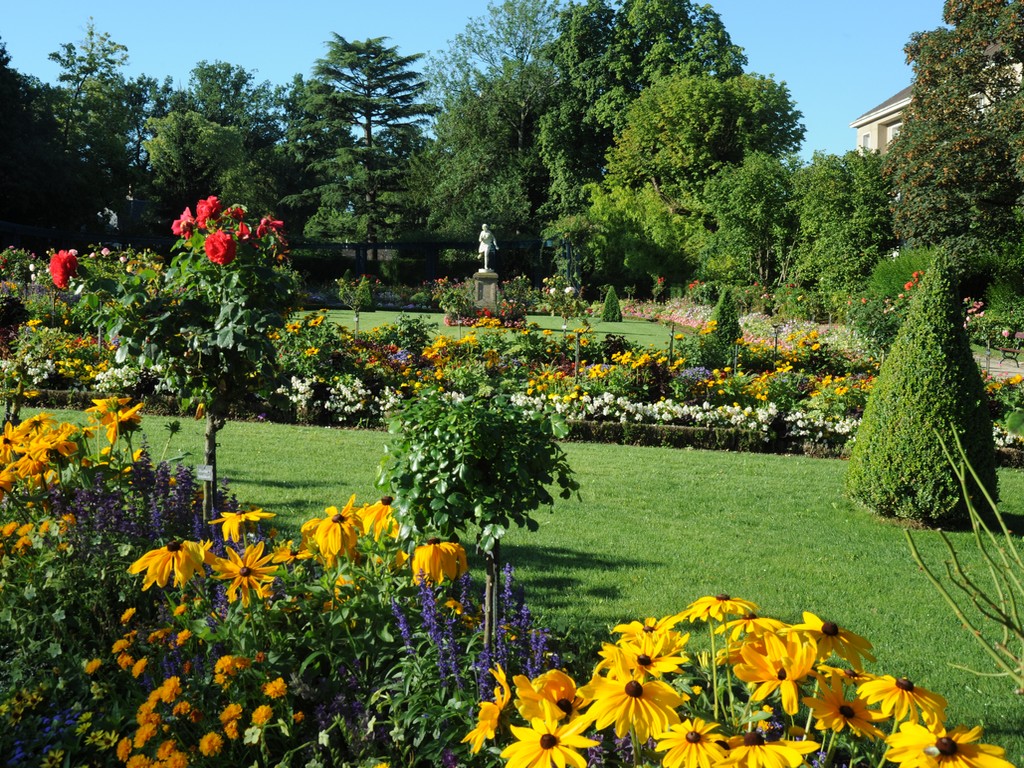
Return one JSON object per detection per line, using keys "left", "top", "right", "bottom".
{"left": 495, "top": 543, "right": 652, "bottom": 611}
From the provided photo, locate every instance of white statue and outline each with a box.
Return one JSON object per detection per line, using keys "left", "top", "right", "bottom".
{"left": 478, "top": 224, "right": 498, "bottom": 271}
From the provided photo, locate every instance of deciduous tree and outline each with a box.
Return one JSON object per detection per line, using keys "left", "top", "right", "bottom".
{"left": 886, "top": 0, "right": 1024, "bottom": 256}
{"left": 590, "top": 72, "right": 803, "bottom": 278}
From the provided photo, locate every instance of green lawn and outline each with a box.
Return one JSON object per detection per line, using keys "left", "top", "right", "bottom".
{"left": 31, "top": 408, "right": 1024, "bottom": 756}
{"left": 319, "top": 308, "right": 685, "bottom": 347}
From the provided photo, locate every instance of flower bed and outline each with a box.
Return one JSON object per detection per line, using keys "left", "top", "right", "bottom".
{"left": 0, "top": 410, "right": 1015, "bottom": 766}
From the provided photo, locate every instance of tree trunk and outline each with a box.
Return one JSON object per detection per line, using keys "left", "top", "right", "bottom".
{"left": 482, "top": 542, "right": 501, "bottom": 650}
{"left": 202, "top": 391, "right": 227, "bottom": 521}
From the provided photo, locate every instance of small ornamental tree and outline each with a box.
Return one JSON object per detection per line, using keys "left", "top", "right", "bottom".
{"left": 707, "top": 286, "right": 742, "bottom": 369}
{"left": 601, "top": 285, "right": 622, "bottom": 323}
{"left": 845, "top": 249, "right": 997, "bottom": 527}
{"left": 378, "top": 389, "right": 579, "bottom": 646}
{"left": 76, "top": 196, "right": 297, "bottom": 517}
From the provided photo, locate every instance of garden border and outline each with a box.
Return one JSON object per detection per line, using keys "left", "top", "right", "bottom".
{"left": 24, "top": 387, "right": 1024, "bottom": 467}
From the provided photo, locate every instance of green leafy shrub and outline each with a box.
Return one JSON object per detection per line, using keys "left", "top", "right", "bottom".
{"left": 845, "top": 249, "right": 997, "bottom": 526}
{"left": 600, "top": 285, "right": 622, "bottom": 322}
{"left": 700, "top": 286, "right": 742, "bottom": 369}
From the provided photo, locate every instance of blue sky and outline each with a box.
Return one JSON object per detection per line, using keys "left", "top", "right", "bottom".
{"left": 2, "top": 0, "right": 944, "bottom": 159}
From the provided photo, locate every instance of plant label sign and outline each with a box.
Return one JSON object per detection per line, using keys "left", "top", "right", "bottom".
{"left": 196, "top": 464, "right": 214, "bottom": 482}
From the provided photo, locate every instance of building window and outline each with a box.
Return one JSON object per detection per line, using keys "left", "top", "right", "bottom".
{"left": 861, "top": 133, "right": 871, "bottom": 149}
{"left": 887, "top": 122, "right": 902, "bottom": 144}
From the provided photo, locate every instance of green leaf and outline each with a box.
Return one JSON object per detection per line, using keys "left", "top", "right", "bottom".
{"left": 1005, "top": 410, "right": 1024, "bottom": 436}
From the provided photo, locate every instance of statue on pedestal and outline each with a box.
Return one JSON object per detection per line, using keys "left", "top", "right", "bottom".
{"left": 478, "top": 224, "right": 498, "bottom": 272}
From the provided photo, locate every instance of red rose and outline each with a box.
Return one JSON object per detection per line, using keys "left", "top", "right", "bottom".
{"left": 195, "top": 196, "right": 222, "bottom": 227}
{"left": 204, "top": 231, "right": 237, "bottom": 265}
{"left": 172, "top": 207, "right": 195, "bottom": 237}
{"left": 49, "top": 249, "right": 79, "bottom": 289}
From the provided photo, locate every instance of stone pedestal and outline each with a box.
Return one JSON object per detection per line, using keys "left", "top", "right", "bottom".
{"left": 473, "top": 270, "right": 499, "bottom": 311}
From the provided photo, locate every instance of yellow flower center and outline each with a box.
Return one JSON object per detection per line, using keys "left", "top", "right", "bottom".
{"left": 624, "top": 680, "right": 644, "bottom": 698}
{"left": 821, "top": 621, "right": 839, "bottom": 636}
{"left": 935, "top": 737, "right": 958, "bottom": 756}
{"left": 540, "top": 734, "right": 558, "bottom": 749}
{"left": 895, "top": 677, "right": 915, "bottom": 692}
{"left": 686, "top": 731, "right": 703, "bottom": 744}
{"left": 743, "top": 732, "right": 766, "bottom": 746}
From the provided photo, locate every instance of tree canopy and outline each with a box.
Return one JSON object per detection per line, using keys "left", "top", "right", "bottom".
{"left": 886, "top": 0, "right": 1024, "bottom": 256}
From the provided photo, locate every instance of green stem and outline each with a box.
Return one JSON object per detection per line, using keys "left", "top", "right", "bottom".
{"left": 709, "top": 622, "right": 720, "bottom": 721}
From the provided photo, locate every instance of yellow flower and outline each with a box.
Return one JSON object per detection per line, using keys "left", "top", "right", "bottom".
{"left": 158, "top": 676, "right": 182, "bottom": 703}
{"left": 198, "top": 731, "right": 224, "bottom": 756}
{"left": 85, "top": 397, "right": 143, "bottom": 443}
{"left": 411, "top": 539, "right": 468, "bottom": 584}
{"left": 131, "top": 658, "right": 148, "bottom": 678}
{"left": 719, "top": 731, "right": 819, "bottom": 767}
{"left": 120, "top": 607, "right": 137, "bottom": 624}
{"left": 358, "top": 496, "right": 397, "bottom": 540}
{"left": 211, "top": 542, "right": 278, "bottom": 607}
{"left": 789, "top": 611, "right": 876, "bottom": 669}
{"left": 209, "top": 507, "right": 275, "bottom": 543}
{"left": 656, "top": 718, "right": 729, "bottom": 768}
{"left": 802, "top": 673, "right": 886, "bottom": 739}
{"left": 220, "top": 703, "right": 243, "bottom": 725}
{"left": 884, "top": 722, "right": 1014, "bottom": 768}
{"left": 499, "top": 717, "right": 599, "bottom": 768}
{"left": 84, "top": 658, "right": 101, "bottom": 675}
{"left": 251, "top": 704, "right": 274, "bottom": 726}
{"left": 679, "top": 594, "right": 759, "bottom": 623}
{"left": 733, "top": 632, "right": 817, "bottom": 716}
{"left": 513, "top": 669, "right": 585, "bottom": 722}
{"left": 609, "top": 628, "right": 691, "bottom": 681}
{"left": 462, "top": 665, "right": 511, "bottom": 753}
{"left": 578, "top": 656, "right": 683, "bottom": 742}
{"left": 263, "top": 677, "right": 288, "bottom": 699}
{"left": 304, "top": 496, "right": 360, "bottom": 567}
{"left": 127, "top": 540, "right": 209, "bottom": 590}
{"left": 857, "top": 675, "right": 947, "bottom": 728}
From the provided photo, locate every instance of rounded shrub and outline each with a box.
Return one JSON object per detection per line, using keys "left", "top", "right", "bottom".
{"left": 844, "top": 249, "right": 997, "bottom": 527}
{"left": 601, "top": 285, "right": 622, "bottom": 322}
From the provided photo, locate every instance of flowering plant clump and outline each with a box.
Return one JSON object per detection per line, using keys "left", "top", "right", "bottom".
{"left": 465, "top": 597, "right": 1015, "bottom": 768}
{"left": 0, "top": 406, "right": 1017, "bottom": 766}
{"left": 432, "top": 277, "right": 477, "bottom": 325}
{"left": 74, "top": 195, "right": 300, "bottom": 500}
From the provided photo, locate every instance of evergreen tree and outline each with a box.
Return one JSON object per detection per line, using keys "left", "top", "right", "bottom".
{"left": 296, "top": 36, "right": 432, "bottom": 243}
{"left": 845, "top": 249, "right": 997, "bottom": 526}
{"left": 708, "top": 286, "right": 742, "bottom": 368}
{"left": 601, "top": 285, "right": 622, "bottom": 322}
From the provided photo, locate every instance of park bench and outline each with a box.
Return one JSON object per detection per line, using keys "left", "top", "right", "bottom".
{"left": 996, "top": 331, "right": 1024, "bottom": 366}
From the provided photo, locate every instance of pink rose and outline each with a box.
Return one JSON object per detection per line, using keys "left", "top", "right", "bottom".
{"left": 49, "top": 249, "right": 79, "bottom": 289}
{"left": 256, "top": 217, "right": 284, "bottom": 238}
{"left": 172, "top": 207, "right": 195, "bottom": 237}
{"left": 195, "top": 196, "right": 222, "bottom": 227}
{"left": 204, "top": 231, "right": 237, "bottom": 265}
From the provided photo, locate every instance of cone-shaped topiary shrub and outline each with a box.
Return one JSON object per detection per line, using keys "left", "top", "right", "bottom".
{"left": 705, "top": 286, "right": 742, "bottom": 369}
{"left": 845, "top": 248, "right": 997, "bottom": 527}
{"left": 601, "top": 285, "right": 622, "bottom": 322}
